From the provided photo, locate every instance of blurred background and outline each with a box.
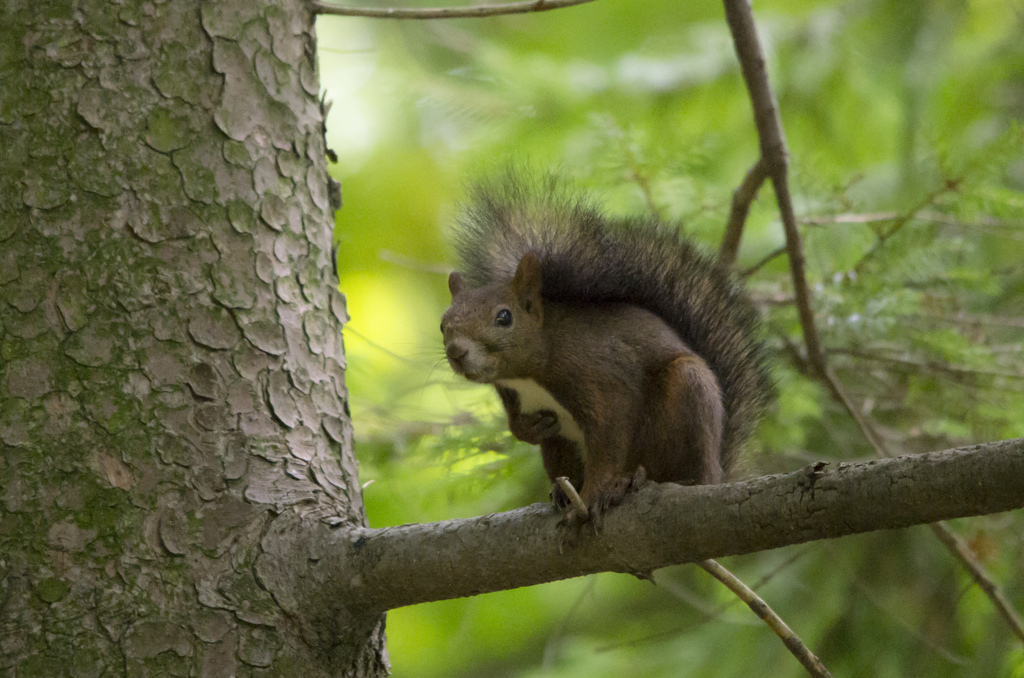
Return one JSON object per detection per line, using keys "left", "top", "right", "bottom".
{"left": 316, "top": 1, "right": 1024, "bottom": 676}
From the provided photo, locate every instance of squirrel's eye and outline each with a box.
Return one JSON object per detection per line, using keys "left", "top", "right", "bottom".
{"left": 439, "top": 322, "right": 444, "bottom": 334}
{"left": 495, "top": 309, "right": 513, "bottom": 327}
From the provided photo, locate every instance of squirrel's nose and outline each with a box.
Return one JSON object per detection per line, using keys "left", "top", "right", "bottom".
{"left": 446, "top": 343, "right": 468, "bottom": 362}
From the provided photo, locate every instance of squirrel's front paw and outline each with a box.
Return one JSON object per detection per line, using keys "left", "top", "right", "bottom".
{"left": 509, "top": 410, "right": 560, "bottom": 444}
{"left": 560, "top": 467, "right": 648, "bottom": 529}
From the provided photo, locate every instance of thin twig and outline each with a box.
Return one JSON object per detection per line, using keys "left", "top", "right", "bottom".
{"left": 598, "top": 547, "right": 813, "bottom": 652}
{"left": 821, "top": 368, "right": 1024, "bottom": 645}
{"left": 699, "top": 559, "right": 833, "bottom": 678}
{"left": 821, "top": 543, "right": 970, "bottom": 665}
{"left": 378, "top": 249, "right": 451, "bottom": 275}
{"left": 312, "top": 0, "right": 595, "bottom": 19}
{"left": 820, "top": 368, "right": 894, "bottom": 458}
{"left": 929, "top": 523, "right": 1024, "bottom": 645}
{"left": 802, "top": 211, "right": 902, "bottom": 226}
{"left": 555, "top": 476, "right": 588, "bottom": 519}
{"left": 627, "top": 166, "right": 665, "bottom": 222}
{"left": 905, "top": 312, "right": 1024, "bottom": 330}
{"left": 722, "top": 0, "right": 825, "bottom": 374}
{"left": 741, "top": 244, "right": 786, "bottom": 278}
{"left": 542, "top": 577, "right": 595, "bottom": 667}
{"left": 832, "top": 347, "right": 1024, "bottom": 381}
{"left": 343, "top": 325, "right": 425, "bottom": 366}
{"left": 805, "top": 210, "right": 1024, "bottom": 231}
{"left": 852, "top": 178, "right": 961, "bottom": 274}
{"left": 806, "top": 209, "right": 1024, "bottom": 242}
{"left": 658, "top": 576, "right": 760, "bottom": 623}
{"left": 751, "top": 205, "right": 1024, "bottom": 274}
{"left": 720, "top": 158, "right": 769, "bottom": 267}
{"left": 749, "top": 291, "right": 795, "bottom": 306}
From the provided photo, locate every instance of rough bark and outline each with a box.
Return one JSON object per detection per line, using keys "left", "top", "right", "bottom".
{"left": 0, "top": 0, "right": 386, "bottom": 675}
{"left": 257, "top": 439, "right": 1024, "bottom": 616}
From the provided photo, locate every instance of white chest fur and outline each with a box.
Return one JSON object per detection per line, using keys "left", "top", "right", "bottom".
{"left": 497, "top": 378, "right": 587, "bottom": 459}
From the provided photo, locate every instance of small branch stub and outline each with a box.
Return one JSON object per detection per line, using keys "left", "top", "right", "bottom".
{"left": 719, "top": 157, "right": 769, "bottom": 267}
{"left": 556, "top": 476, "right": 589, "bottom": 520}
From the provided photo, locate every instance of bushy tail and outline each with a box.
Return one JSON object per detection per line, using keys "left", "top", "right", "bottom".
{"left": 453, "top": 171, "right": 774, "bottom": 472}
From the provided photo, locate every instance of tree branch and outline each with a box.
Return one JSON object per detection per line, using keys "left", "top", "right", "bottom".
{"left": 720, "top": 3, "right": 1024, "bottom": 642}
{"left": 699, "top": 559, "right": 832, "bottom": 678}
{"left": 821, "top": 370, "right": 1024, "bottom": 644}
{"left": 257, "top": 439, "right": 1024, "bottom": 620}
{"left": 722, "top": 0, "right": 825, "bottom": 374}
{"left": 719, "top": 158, "right": 768, "bottom": 267}
{"left": 312, "top": 0, "right": 595, "bottom": 19}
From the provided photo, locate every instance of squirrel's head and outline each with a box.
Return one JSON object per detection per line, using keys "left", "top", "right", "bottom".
{"left": 440, "top": 252, "right": 545, "bottom": 383}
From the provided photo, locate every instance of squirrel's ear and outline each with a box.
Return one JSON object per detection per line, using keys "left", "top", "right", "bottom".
{"left": 511, "top": 252, "right": 543, "bottom": 316}
{"left": 448, "top": 271, "right": 465, "bottom": 298}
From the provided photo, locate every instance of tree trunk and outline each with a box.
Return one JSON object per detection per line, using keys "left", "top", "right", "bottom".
{"left": 0, "top": 0, "right": 387, "bottom": 675}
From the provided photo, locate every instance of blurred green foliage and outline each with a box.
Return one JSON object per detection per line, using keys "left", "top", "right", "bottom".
{"left": 317, "top": 0, "right": 1024, "bottom": 675}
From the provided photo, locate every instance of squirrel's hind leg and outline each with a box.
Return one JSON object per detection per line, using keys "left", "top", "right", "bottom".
{"left": 639, "top": 354, "right": 725, "bottom": 485}
{"left": 566, "top": 417, "right": 642, "bottom": 525}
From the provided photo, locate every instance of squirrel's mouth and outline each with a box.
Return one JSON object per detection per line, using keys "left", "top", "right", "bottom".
{"left": 449, "top": 361, "right": 493, "bottom": 384}
{"left": 445, "top": 338, "right": 496, "bottom": 382}
{"left": 446, "top": 355, "right": 468, "bottom": 376}
{"left": 456, "top": 366, "right": 485, "bottom": 383}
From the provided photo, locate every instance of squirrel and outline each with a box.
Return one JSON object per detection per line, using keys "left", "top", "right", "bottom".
{"left": 441, "top": 172, "right": 774, "bottom": 522}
